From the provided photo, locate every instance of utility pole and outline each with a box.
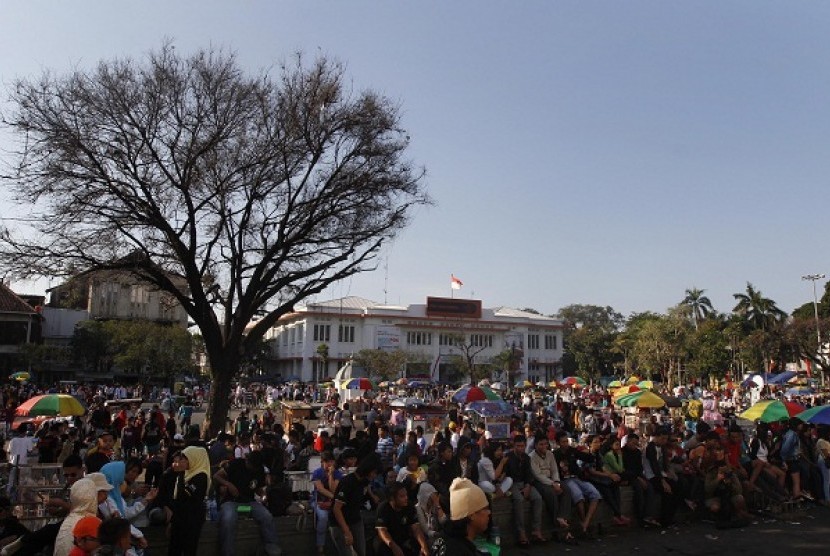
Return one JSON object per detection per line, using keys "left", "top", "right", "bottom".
{"left": 802, "top": 273, "right": 826, "bottom": 387}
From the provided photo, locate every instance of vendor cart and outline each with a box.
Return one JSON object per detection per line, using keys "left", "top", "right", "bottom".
{"left": 281, "top": 401, "right": 315, "bottom": 432}
{"left": 464, "top": 400, "right": 515, "bottom": 440}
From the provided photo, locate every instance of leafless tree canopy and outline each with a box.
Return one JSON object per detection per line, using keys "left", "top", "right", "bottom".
{"left": 1, "top": 45, "right": 427, "bottom": 335}
{"left": 0, "top": 45, "right": 428, "bottom": 434}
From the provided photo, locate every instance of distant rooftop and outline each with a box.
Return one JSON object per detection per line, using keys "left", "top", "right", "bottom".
{"left": 298, "top": 296, "right": 559, "bottom": 323}
{"left": 0, "top": 283, "right": 37, "bottom": 314}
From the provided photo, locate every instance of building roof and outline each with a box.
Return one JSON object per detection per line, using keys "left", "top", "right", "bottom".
{"left": 303, "top": 296, "right": 380, "bottom": 311}
{"left": 492, "top": 306, "right": 558, "bottom": 322}
{"left": 297, "top": 296, "right": 561, "bottom": 324}
{"left": 0, "top": 283, "right": 38, "bottom": 314}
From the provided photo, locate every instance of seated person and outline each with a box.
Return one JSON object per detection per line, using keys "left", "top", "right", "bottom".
{"left": 4, "top": 456, "right": 84, "bottom": 556}
{"left": 69, "top": 516, "right": 101, "bottom": 556}
{"left": 375, "top": 483, "right": 430, "bottom": 556}
{"left": 397, "top": 453, "right": 427, "bottom": 502}
{"left": 703, "top": 444, "right": 751, "bottom": 527}
{"left": 213, "top": 450, "right": 281, "bottom": 556}
{"left": 0, "top": 497, "right": 28, "bottom": 548}
{"left": 414, "top": 483, "right": 446, "bottom": 542}
{"left": 529, "top": 434, "right": 573, "bottom": 539}
{"left": 430, "top": 478, "right": 491, "bottom": 556}
{"left": 554, "top": 431, "right": 602, "bottom": 537}
{"left": 477, "top": 443, "right": 513, "bottom": 497}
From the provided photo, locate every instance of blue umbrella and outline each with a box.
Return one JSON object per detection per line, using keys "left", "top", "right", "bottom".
{"left": 767, "top": 371, "right": 797, "bottom": 385}
{"left": 786, "top": 386, "right": 814, "bottom": 396}
{"left": 465, "top": 400, "right": 514, "bottom": 416}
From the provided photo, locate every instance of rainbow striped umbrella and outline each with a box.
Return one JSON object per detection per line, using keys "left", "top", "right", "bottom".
{"left": 796, "top": 404, "right": 830, "bottom": 425}
{"left": 739, "top": 400, "right": 805, "bottom": 423}
{"left": 16, "top": 394, "right": 87, "bottom": 417}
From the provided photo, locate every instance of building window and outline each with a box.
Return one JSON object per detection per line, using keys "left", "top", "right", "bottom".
{"left": 527, "top": 334, "right": 540, "bottom": 350}
{"left": 296, "top": 324, "right": 304, "bottom": 344}
{"left": 470, "top": 334, "right": 493, "bottom": 348}
{"left": 544, "top": 334, "right": 557, "bottom": 350}
{"left": 338, "top": 324, "right": 355, "bottom": 343}
{"left": 407, "top": 331, "right": 432, "bottom": 346}
{"left": 439, "top": 334, "right": 456, "bottom": 346}
{"left": 314, "top": 324, "right": 331, "bottom": 342}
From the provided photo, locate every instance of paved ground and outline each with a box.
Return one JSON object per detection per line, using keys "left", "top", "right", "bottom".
{"left": 182, "top": 404, "right": 830, "bottom": 555}
{"left": 509, "top": 505, "right": 830, "bottom": 556}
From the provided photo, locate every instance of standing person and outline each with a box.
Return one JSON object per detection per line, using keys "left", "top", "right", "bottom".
{"left": 312, "top": 452, "right": 342, "bottom": 556}
{"left": 330, "top": 455, "right": 381, "bottom": 556}
{"left": 338, "top": 403, "right": 354, "bottom": 443}
{"left": 166, "top": 446, "right": 210, "bottom": 556}
{"left": 84, "top": 432, "right": 115, "bottom": 474}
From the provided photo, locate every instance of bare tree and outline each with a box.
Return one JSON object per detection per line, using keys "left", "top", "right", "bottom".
{"left": 0, "top": 45, "right": 429, "bottom": 437}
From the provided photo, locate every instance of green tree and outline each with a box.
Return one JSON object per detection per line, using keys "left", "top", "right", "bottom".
{"left": 0, "top": 46, "right": 429, "bottom": 437}
{"left": 684, "top": 317, "right": 730, "bottom": 380}
{"left": 681, "top": 287, "right": 715, "bottom": 330}
{"left": 72, "top": 320, "right": 192, "bottom": 380}
{"left": 353, "top": 349, "right": 411, "bottom": 382}
{"left": 732, "top": 282, "right": 786, "bottom": 331}
{"left": 556, "top": 304, "right": 623, "bottom": 379}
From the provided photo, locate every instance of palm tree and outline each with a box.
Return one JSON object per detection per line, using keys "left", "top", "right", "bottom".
{"left": 682, "top": 287, "right": 714, "bottom": 329}
{"left": 732, "top": 282, "right": 787, "bottom": 330}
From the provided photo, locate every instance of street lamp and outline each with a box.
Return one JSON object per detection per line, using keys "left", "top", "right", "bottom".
{"left": 802, "top": 273, "right": 826, "bottom": 386}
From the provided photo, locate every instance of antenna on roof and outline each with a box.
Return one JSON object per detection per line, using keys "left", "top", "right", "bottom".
{"left": 383, "top": 257, "right": 389, "bottom": 305}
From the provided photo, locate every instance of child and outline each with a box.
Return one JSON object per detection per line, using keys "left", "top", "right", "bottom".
{"left": 69, "top": 516, "right": 101, "bottom": 556}
{"left": 94, "top": 517, "right": 133, "bottom": 556}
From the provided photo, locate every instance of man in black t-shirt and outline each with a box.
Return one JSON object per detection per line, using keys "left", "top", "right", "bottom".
{"left": 330, "top": 454, "right": 381, "bottom": 556}
{"left": 213, "top": 451, "right": 281, "bottom": 556}
{"left": 375, "top": 483, "right": 429, "bottom": 556}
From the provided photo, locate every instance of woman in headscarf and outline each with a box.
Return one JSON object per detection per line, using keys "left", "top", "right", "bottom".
{"left": 99, "top": 462, "right": 152, "bottom": 551}
{"left": 52, "top": 478, "right": 102, "bottom": 556}
{"left": 166, "top": 445, "right": 210, "bottom": 556}
{"left": 414, "top": 482, "right": 447, "bottom": 542}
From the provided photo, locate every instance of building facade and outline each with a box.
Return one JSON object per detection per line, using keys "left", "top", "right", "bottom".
{"left": 0, "top": 283, "right": 41, "bottom": 376}
{"left": 47, "top": 270, "right": 189, "bottom": 327}
{"left": 265, "top": 296, "right": 564, "bottom": 384}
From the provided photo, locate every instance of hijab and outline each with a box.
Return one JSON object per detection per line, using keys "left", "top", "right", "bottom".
{"left": 176, "top": 445, "right": 211, "bottom": 498}
{"left": 416, "top": 482, "right": 438, "bottom": 511}
{"left": 100, "top": 461, "right": 127, "bottom": 516}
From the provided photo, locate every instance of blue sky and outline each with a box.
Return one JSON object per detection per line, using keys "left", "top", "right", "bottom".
{"left": 2, "top": 2, "right": 830, "bottom": 318}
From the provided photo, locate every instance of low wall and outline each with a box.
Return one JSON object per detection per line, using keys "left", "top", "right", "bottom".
{"left": 145, "top": 487, "right": 636, "bottom": 555}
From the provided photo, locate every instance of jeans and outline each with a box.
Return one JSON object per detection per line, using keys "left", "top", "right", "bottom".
{"left": 561, "top": 477, "right": 602, "bottom": 504}
{"left": 314, "top": 503, "right": 331, "bottom": 548}
{"left": 219, "top": 500, "right": 281, "bottom": 556}
{"left": 330, "top": 520, "right": 367, "bottom": 556}
{"left": 510, "top": 481, "right": 542, "bottom": 535}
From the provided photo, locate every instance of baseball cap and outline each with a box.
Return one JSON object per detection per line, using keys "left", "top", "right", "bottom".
{"left": 86, "top": 473, "right": 114, "bottom": 492}
{"left": 173, "top": 433, "right": 184, "bottom": 441}
{"left": 73, "top": 516, "right": 101, "bottom": 539}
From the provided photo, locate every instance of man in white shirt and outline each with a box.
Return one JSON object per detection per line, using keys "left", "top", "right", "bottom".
{"left": 529, "top": 435, "right": 572, "bottom": 530}
{"left": 9, "top": 427, "right": 35, "bottom": 465}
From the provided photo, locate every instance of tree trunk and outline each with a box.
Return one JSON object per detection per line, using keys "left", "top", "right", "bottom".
{"left": 203, "top": 367, "right": 234, "bottom": 439}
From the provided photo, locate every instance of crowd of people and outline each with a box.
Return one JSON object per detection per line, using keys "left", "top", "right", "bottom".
{"left": 0, "top": 377, "right": 826, "bottom": 556}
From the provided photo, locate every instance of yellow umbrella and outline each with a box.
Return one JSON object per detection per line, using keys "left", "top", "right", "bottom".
{"left": 637, "top": 380, "right": 654, "bottom": 390}
{"left": 613, "top": 385, "right": 642, "bottom": 398}
{"left": 633, "top": 391, "right": 667, "bottom": 408}
{"left": 626, "top": 376, "right": 641, "bottom": 385}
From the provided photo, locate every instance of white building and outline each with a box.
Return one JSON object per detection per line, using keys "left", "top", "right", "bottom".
{"left": 266, "top": 296, "right": 564, "bottom": 384}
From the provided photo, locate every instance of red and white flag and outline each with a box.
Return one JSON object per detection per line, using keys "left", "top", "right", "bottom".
{"left": 451, "top": 274, "right": 463, "bottom": 290}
